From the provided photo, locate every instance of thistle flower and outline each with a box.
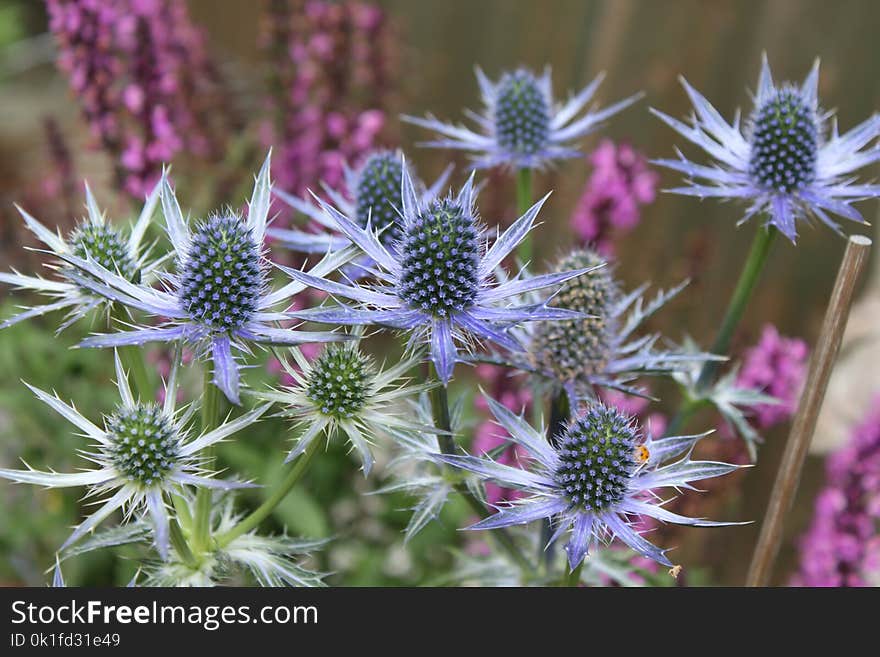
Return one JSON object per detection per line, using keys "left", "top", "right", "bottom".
{"left": 146, "top": 498, "right": 326, "bottom": 587}
{"left": 57, "top": 153, "right": 357, "bottom": 404}
{"left": 439, "top": 397, "right": 742, "bottom": 569}
{"left": 496, "top": 248, "right": 706, "bottom": 402}
{"left": 0, "top": 179, "right": 162, "bottom": 333}
{"left": 0, "top": 352, "right": 268, "bottom": 559}
{"left": 403, "top": 67, "right": 640, "bottom": 170}
{"left": 269, "top": 149, "right": 451, "bottom": 256}
{"left": 282, "top": 167, "right": 589, "bottom": 383}
{"left": 258, "top": 340, "right": 436, "bottom": 475}
{"left": 652, "top": 54, "right": 880, "bottom": 242}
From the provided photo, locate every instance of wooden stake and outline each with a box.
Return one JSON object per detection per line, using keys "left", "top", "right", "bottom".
{"left": 746, "top": 234, "right": 872, "bottom": 586}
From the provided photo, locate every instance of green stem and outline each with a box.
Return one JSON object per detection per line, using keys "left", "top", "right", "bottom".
{"left": 515, "top": 168, "right": 533, "bottom": 262}
{"left": 540, "top": 390, "right": 571, "bottom": 566}
{"left": 108, "top": 310, "right": 152, "bottom": 399}
{"left": 428, "top": 366, "right": 532, "bottom": 572}
{"left": 696, "top": 226, "right": 777, "bottom": 391}
{"left": 193, "top": 363, "right": 225, "bottom": 552}
{"left": 666, "top": 226, "right": 777, "bottom": 436}
{"left": 118, "top": 347, "right": 152, "bottom": 401}
{"left": 216, "top": 437, "right": 322, "bottom": 548}
{"left": 169, "top": 517, "right": 198, "bottom": 568}
{"left": 564, "top": 561, "right": 584, "bottom": 587}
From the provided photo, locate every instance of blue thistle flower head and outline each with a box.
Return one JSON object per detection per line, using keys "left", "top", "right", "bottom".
{"left": 178, "top": 213, "right": 265, "bottom": 333}
{"left": 652, "top": 53, "right": 880, "bottom": 242}
{"left": 269, "top": 148, "right": 451, "bottom": 260}
{"left": 748, "top": 86, "right": 819, "bottom": 194}
{"left": 0, "top": 180, "right": 163, "bottom": 333}
{"left": 403, "top": 66, "right": 641, "bottom": 170}
{"left": 354, "top": 150, "right": 408, "bottom": 244}
{"left": 281, "top": 161, "right": 593, "bottom": 383}
{"left": 0, "top": 352, "right": 269, "bottom": 559}
{"left": 57, "top": 151, "right": 358, "bottom": 404}
{"left": 493, "top": 69, "right": 552, "bottom": 157}
{"left": 438, "top": 396, "right": 745, "bottom": 570}
{"left": 556, "top": 406, "right": 638, "bottom": 513}
{"left": 397, "top": 196, "right": 481, "bottom": 317}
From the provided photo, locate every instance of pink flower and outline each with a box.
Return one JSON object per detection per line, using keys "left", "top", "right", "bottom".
{"left": 736, "top": 325, "right": 808, "bottom": 430}
{"left": 570, "top": 140, "right": 659, "bottom": 255}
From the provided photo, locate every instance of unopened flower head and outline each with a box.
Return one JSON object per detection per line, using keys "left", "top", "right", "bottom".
{"left": 529, "top": 250, "right": 619, "bottom": 383}
{"left": 652, "top": 54, "right": 880, "bottom": 242}
{"left": 438, "top": 397, "right": 743, "bottom": 569}
{"left": 261, "top": 340, "right": 436, "bottom": 475}
{"left": 0, "top": 180, "right": 162, "bottom": 333}
{"left": 281, "top": 166, "right": 590, "bottom": 383}
{"left": 0, "top": 352, "right": 268, "bottom": 559}
{"left": 499, "top": 248, "right": 704, "bottom": 402}
{"left": 269, "top": 149, "right": 450, "bottom": 259}
{"left": 146, "top": 497, "right": 327, "bottom": 587}
{"left": 58, "top": 152, "right": 358, "bottom": 404}
{"left": 403, "top": 67, "right": 641, "bottom": 170}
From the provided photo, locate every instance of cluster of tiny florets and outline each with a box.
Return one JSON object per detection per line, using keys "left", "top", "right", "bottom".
{"left": 398, "top": 199, "right": 480, "bottom": 316}
{"left": 355, "top": 151, "right": 405, "bottom": 247}
{"left": 306, "top": 345, "right": 372, "bottom": 419}
{"left": 178, "top": 215, "right": 264, "bottom": 332}
{"left": 106, "top": 403, "right": 178, "bottom": 486}
{"left": 749, "top": 88, "right": 818, "bottom": 193}
{"left": 494, "top": 70, "right": 550, "bottom": 156}
{"left": 70, "top": 222, "right": 139, "bottom": 281}
{"left": 530, "top": 250, "right": 617, "bottom": 384}
{"left": 555, "top": 405, "right": 640, "bottom": 512}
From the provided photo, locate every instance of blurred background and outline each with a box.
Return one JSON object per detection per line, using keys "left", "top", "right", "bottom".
{"left": 1, "top": 0, "right": 879, "bottom": 586}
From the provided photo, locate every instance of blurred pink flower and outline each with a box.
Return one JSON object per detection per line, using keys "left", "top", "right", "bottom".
{"left": 792, "top": 395, "right": 880, "bottom": 586}
{"left": 570, "top": 140, "right": 658, "bottom": 255}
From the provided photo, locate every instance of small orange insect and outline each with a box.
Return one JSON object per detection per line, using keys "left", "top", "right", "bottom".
{"left": 634, "top": 445, "right": 650, "bottom": 464}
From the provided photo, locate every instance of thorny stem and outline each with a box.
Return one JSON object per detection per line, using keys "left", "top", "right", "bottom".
{"left": 216, "top": 437, "right": 322, "bottom": 548}
{"left": 429, "top": 365, "right": 533, "bottom": 572}
{"left": 665, "top": 226, "right": 777, "bottom": 436}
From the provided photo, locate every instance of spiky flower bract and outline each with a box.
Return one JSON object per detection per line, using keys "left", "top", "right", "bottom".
{"left": 438, "top": 396, "right": 743, "bottom": 569}
{"left": 57, "top": 152, "right": 358, "bottom": 404}
{"left": 281, "top": 166, "right": 591, "bottom": 383}
{"left": 145, "top": 498, "right": 327, "bottom": 587}
{"left": 0, "top": 352, "right": 268, "bottom": 559}
{"left": 652, "top": 54, "right": 880, "bottom": 242}
{"left": 403, "top": 67, "right": 641, "bottom": 170}
{"left": 259, "top": 340, "right": 437, "bottom": 475}
{"left": 269, "top": 149, "right": 451, "bottom": 257}
{"left": 0, "top": 179, "right": 163, "bottom": 333}
{"left": 494, "top": 248, "right": 710, "bottom": 402}
{"left": 375, "top": 392, "right": 460, "bottom": 541}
